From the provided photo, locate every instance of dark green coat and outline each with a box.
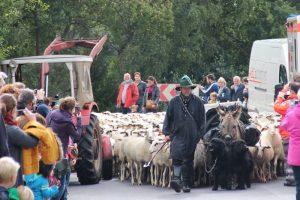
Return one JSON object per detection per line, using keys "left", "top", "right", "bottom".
{"left": 163, "top": 94, "right": 206, "bottom": 160}
{"left": 136, "top": 81, "right": 147, "bottom": 105}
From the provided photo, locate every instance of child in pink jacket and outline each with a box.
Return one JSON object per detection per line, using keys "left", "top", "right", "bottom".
{"left": 281, "top": 103, "right": 300, "bottom": 200}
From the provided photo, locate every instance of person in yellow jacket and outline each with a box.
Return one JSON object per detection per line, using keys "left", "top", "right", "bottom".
{"left": 17, "top": 114, "right": 63, "bottom": 175}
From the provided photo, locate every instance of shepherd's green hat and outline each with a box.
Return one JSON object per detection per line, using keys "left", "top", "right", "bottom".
{"left": 175, "top": 75, "right": 197, "bottom": 91}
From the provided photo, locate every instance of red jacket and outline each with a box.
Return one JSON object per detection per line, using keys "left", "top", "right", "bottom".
{"left": 274, "top": 91, "right": 298, "bottom": 140}
{"left": 117, "top": 82, "right": 139, "bottom": 108}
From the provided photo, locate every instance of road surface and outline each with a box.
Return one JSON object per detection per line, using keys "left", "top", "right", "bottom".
{"left": 68, "top": 174, "right": 295, "bottom": 200}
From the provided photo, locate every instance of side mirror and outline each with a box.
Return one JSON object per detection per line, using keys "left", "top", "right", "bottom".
{"left": 274, "top": 83, "right": 284, "bottom": 102}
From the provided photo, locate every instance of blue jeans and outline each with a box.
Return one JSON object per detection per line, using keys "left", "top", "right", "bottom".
{"left": 52, "top": 170, "right": 71, "bottom": 200}
{"left": 293, "top": 166, "right": 300, "bottom": 200}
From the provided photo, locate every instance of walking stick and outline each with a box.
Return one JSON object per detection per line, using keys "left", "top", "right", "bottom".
{"left": 143, "top": 142, "right": 168, "bottom": 168}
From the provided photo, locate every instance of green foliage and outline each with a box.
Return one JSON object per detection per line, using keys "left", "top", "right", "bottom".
{"left": 0, "top": 0, "right": 298, "bottom": 111}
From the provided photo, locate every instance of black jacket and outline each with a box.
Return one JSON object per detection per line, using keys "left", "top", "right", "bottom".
{"left": 163, "top": 94, "right": 206, "bottom": 160}
{"left": 136, "top": 81, "right": 147, "bottom": 105}
{"left": 230, "top": 84, "right": 245, "bottom": 102}
{"left": 0, "top": 114, "right": 9, "bottom": 158}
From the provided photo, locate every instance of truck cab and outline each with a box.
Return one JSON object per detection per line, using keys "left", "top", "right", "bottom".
{"left": 248, "top": 39, "right": 289, "bottom": 112}
{"left": 248, "top": 15, "right": 300, "bottom": 113}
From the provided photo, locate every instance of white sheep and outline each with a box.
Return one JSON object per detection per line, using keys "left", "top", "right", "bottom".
{"left": 254, "top": 128, "right": 275, "bottom": 182}
{"left": 124, "top": 131, "right": 154, "bottom": 185}
{"left": 270, "top": 127, "right": 284, "bottom": 179}
{"left": 149, "top": 136, "right": 172, "bottom": 187}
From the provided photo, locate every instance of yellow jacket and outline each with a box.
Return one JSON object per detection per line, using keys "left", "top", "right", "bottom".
{"left": 22, "top": 121, "right": 63, "bottom": 175}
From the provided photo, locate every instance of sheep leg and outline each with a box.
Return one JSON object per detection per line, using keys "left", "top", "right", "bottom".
{"left": 120, "top": 161, "right": 124, "bottom": 182}
{"left": 267, "top": 162, "right": 272, "bottom": 181}
{"left": 150, "top": 165, "right": 154, "bottom": 185}
{"left": 130, "top": 161, "right": 135, "bottom": 184}
{"left": 168, "top": 167, "right": 172, "bottom": 188}
{"left": 139, "top": 163, "right": 143, "bottom": 185}
{"left": 125, "top": 162, "right": 130, "bottom": 180}
{"left": 155, "top": 165, "right": 158, "bottom": 186}
{"left": 273, "top": 156, "right": 278, "bottom": 179}
{"left": 159, "top": 167, "right": 163, "bottom": 187}
{"left": 254, "top": 165, "right": 260, "bottom": 181}
{"left": 135, "top": 163, "right": 142, "bottom": 185}
{"left": 261, "top": 164, "right": 267, "bottom": 183}
{"left": 162, "top": 167, "right": 167, "bottom": 187}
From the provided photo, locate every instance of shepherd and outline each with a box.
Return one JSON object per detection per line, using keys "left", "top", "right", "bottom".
{"left": 163, "top": 75, "right": 206, "bottom": 193}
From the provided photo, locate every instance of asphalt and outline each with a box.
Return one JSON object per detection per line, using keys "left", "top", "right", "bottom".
{"left": 68, "top": 174, "right": 295, "bottom": 200}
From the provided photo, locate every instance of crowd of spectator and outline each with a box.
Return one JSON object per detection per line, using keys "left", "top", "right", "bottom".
{"left": 117, "top": 72, "right": 160, "bottom": 114}
{"left": 0, "top": 71, "right": 80, "bottom": 200}
{"left": 199, "top": 74, "right": 248, "bottom": 106}
{"left": 117, "top": 72, "right": 249, "bottom": 114}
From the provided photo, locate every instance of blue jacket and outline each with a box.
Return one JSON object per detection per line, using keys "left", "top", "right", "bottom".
{"left": 202, "top": 82, "right": 219, "bottom": 103}
{"left": 25, "top": 174, "right": 59, "bottom": 200}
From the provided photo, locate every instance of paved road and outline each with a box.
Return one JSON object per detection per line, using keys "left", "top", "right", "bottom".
{"left": 68, "top": 174, "right": 295, "bottom": 200}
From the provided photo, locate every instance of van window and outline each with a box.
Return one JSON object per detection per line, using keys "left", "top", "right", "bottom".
{"left": 279, "top": 65, "right": 288, "bottom": 85}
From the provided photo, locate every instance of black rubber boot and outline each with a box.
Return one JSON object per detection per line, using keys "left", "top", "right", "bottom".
{"left": 170, "top": 165, "right": 182, "bottom": 193}
{"left": 182, "top": 165, "right": 192, "bottom": 193}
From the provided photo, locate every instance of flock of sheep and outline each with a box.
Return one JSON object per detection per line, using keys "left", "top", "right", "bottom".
{"left": 93, "top": 110, "right": 285, "bottom": 189}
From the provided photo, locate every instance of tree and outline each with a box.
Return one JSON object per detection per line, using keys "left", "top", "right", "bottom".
{"left": 0, "top": 0, "right": 298, "bottom": 111}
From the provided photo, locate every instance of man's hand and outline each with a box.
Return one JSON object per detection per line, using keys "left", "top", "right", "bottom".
{"left": 277, "top": 91, "right": 285, "bottom": 99}
{"left": 117, "top": 104, "right": 121, "bottom": 108}
{"left": 23, "top": 108, "right": 36, "bottom": 121}
{"left": 164, "top": 135, "right": 170, "bottom": 142}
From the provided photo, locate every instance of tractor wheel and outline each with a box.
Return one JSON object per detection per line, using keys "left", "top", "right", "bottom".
{"left": 102, "top": 159, "right": 113, "bottom": 180}
{"left": 76, "top": 114, "right": 102, "bottom": 185}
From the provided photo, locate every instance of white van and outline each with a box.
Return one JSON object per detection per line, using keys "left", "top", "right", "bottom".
{"left": 247, "top": 39, "right": 289, "bottom": 112}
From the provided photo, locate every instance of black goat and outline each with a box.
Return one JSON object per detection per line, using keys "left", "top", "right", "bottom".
{"left": 208, "top": 138, "right": 231, "bottom": 190}
{"left": 230, "top": 139, "right": 254, "bottom": 189}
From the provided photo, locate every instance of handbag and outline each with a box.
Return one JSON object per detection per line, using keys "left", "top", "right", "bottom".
{"left": 146, "top": 100, "right": 158, "bottom": 110}
{"left": 146, "top": 100, "right": 154, "bottom": 109}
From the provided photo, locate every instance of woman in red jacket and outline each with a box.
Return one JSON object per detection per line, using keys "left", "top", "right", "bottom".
{"left": 117, "top": 73, "right": 139, "bottom": 114}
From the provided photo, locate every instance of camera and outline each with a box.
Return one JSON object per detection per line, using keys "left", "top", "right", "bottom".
{"left": 75, "top": 106, "right": 80, "bottom": 115}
